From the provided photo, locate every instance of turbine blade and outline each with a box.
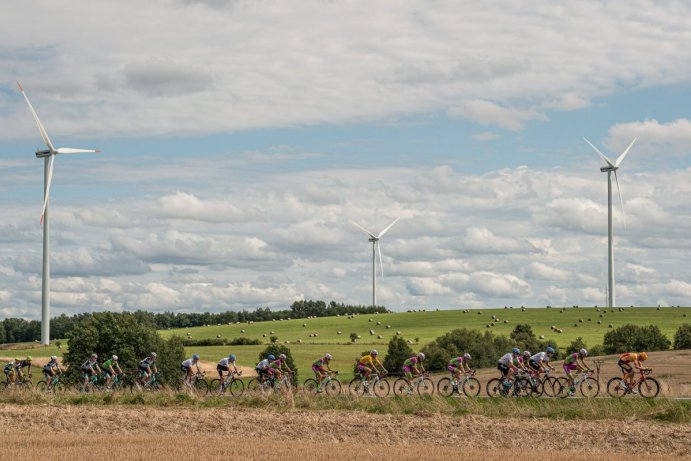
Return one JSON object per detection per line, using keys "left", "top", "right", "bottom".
{"left": 615, "top": 138, "right": 637, "bottom": 167}
{"left": 56, "top": 148, "right": 101, "bottom": 155}
{"left": 40, "top": 155, "right": 56, "bottom": 224}
{"left": 583, "top": 137, "right": 615, "bottom": 168}
{"left": 613, "top": 170, "right": 626, "bottom": 230}
{"left": 350, "top": 220, "right": 376, "bottom": 239}
{"left": 377, "top": 217, "right": 401, "bottom": 238}
{"left": 17, "top": 81, "right": 55, "bottom": 151}
{"left": 377, "top": 241, "right": 384, "bottom": 278}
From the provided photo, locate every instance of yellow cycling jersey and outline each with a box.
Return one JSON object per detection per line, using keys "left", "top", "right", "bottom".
{"left": 358, "top": 355, "right": 379, "bottom": 366}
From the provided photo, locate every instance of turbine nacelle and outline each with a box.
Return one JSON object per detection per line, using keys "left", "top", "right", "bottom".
{"left": 600, "top": 166, "right": 617, "bottom": 173}
{"left": 35, "top": 149, "right": 52, "bottom": 158}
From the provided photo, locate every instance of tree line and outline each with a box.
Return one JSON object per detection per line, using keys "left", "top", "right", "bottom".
{"left": 0, "top": 300, "right": 389, "bottom": 344}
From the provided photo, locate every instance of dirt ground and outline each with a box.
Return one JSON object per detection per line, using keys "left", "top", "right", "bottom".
{"left": 1, "top": 404, "right": 689, "bottom": 460}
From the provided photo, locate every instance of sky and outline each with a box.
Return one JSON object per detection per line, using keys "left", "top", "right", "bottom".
{"left": 1, "top": 0, "right": 691, "bottom": 319}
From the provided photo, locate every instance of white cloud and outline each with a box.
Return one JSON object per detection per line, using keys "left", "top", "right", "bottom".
{"left": 448, "top": 100, "right": 546, "bottom": 131}
{"left": 606, "top": 118, "right": 691, "bottom": 154}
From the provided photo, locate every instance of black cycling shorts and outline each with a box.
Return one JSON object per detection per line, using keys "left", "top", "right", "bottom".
{"left": 528, "top": 359, "right": 541, "bottom": 371}
{"left": 618, "top": 360, "right": 633, "bottom": 373}
{"left": 497, "top": 363, "right": 510, "bottom": 377}
{"left": 217, "top": 365, "right": 229, "bottom": 372}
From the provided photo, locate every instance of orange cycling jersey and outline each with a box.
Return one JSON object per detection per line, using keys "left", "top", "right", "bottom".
{"left": 619, "top": 353, "right": 639, "bottom": 363}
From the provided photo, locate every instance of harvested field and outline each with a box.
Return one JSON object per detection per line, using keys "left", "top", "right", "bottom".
{"left": 1, "top": 404, "right": 689, "bottom": 459}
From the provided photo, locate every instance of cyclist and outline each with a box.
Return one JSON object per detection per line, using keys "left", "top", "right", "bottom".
{"left": 618, "top": 352, "right": 651, "bottom": 393}
{"left": 217, "top": 354, "right": 239, "bottom": 383}
{"left": 563, "top": 348, "right": 592, "bottom": 394}
{"left": 181, "top": 354, "right": 202, "bottom": 386}
{"left": 256, "top": 354, "right": 274, "bottom": 383}
{"left": 518, "top": 351, "right": 531, "bottom": 372}
{"left": 448, "top": 353, "right": 473, "bottom": 385}
{"left": 3, "top": 357, "right": 19, "bottom": 384}
{"left": 402, "top": 352, "right": 426, "bottom": 382}
{"left": 498, "top": 347, "right": 521, "bottom": 387}
{"left": 312, "top": 354, "right": 335, "bottom": 393}
{"left": 138, "top": 352, "right": 158, "bottom": 386}
{"left": 528, "top": 347, "right": 556, "bottom": 375}
{"left": 42, "top": 356, "right": 63, "bottom": 389}
{"left": 81, "top": 354, "right": 101, "bottom": 388}
{"left": 16, "top": 356, "right": 32, "bottom": 382}
{"left": 101, "top": 355, "right": 123, "bottom": 390}
{"left": 357, "top": 350, "right": 387, "bottom": 382}
{"left": 268, "top": 354, "right": 293, "bottom": 387}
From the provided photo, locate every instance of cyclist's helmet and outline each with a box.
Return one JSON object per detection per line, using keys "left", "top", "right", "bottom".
{"left": 279, "top": 354, "right": 287, "bottom": 360}
{"left": 370, "top": 349, "right": 378, "bottom": 356}
{"left": 523, "top": 351, "right": 531, "bottom": 357}
{"left": 150, "top": 352, "right": 157, "bottom": 358}
{"left": 192, "top": 354, "right": 199, "bottom": 360}
{"left": 14, "top": 357, "right": 20, "bottom": 361}
{"left": 546, "top": 346, "right": 556, "bottom": 355}
{"left": 91, "top": 353, "right": 98, "bottom": 359}
{"left": 579, "top": 348, "right": 588, "bottom": 357}
{"left": 417, "top": 352, "right": 426, "bottom": 361}
{"left": 267, "top": 354, "right": 276, "bottom": 360}
{"left": 463, "top": 353, "right": 472, "bottom": 360}
{"left": 324, "top": 354, "right": 332, "bottom": 361}
{"left": 50, "top": 356, "right": 57, "bottom": 361}
{"left": 112, "top": 355, "right": 118, "bottom": 361}
{"left": 639, "top": 352, "right": 648, "bottom": 361}
{"left": 511, "top": 347, "right": 520, "bottom": 355}
{"left": 228, "top": 354, "right": 236, "bottom": 361}
{"left": 26, "top": 356, "right": 32, "bottom": 362}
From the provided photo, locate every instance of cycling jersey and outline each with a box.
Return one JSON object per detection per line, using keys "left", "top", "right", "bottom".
{"left": 563, "top": 353, "right": 578, "bottom": 365}
{"left": 218, "top": 357, "right": 233, "bottom": 368}
{"left": 498, "top": 353, "right": 515, "bottom": 366}
{"left": 43, "top": 361, "right": 58, "bottom": 372}
{"left": 313, "top": 357, "right": 328, "bottom": 367}
{"left": 619, "top": 353, "right": 639, "bottom": 363}
{"left": 139, "top": 357, "right": 155, "bottom": 367}
{"left": 530, "top": 352, "right": 549, "bottom": 364}
{"left": 448, "top": 357, "right": 464, "bottom": 367}
{"left": 256, "top": 359, "right": 270, "bottom": 370}
{"left": 101, "top": 359, "right": 114, "bottom": 370}
{"left": 17, "top": 360, "right": 31, "bottom": 370}
{"left": 358, "top": 355, "right": 379, "bottom": 366}
{"left": 268, "top": 359, "right": 283, "bottom": 369}
{"left": 403, "top": 357, "right": 419, "bottom": 367}
{"left": 181, "top": 358, "right": 197, "bottom": 368}
{"left": 81, "top": 359, "right": 97, "bottom": 370}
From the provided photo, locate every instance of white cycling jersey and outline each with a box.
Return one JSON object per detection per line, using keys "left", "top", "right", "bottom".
{"left": 256, "top": 359, "right": 270, "bottom": 370}
{"left": 218, "top": 358, "right": 231, "bottom": 367}
{"left": 530, "top": 352, "right": 549, "bottom": 364}
{"left": 498, "top": 353, "right": 514, "bottom": 366}
{"left": 182, "top": 358, "right": 197, "bottom": 368}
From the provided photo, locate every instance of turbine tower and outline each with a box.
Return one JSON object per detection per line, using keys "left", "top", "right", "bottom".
{"left": 584, "top": 137, "right": 636, "bottom": 308}
{"left": 351, "top": 218, "right": 400, "bottom": 307}
{"left": 18, "top": 82, "right": 100, "bottom": 345}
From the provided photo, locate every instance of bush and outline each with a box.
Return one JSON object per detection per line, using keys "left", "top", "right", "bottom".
{"left": 566, "top": 337, "right": 588, "bottom": 356}
{"left": 258, "top": 344, "right": 298, "bottom": 376}
{"left": 674, "top": 324, "right": 691, "bottom": 350}
{"left": 349, "top": 333, "right": 358, "bottom": 343}
{"left": 64, "top": 312, "right": 184, "bottom": 384}
{"left": 603, "top": 324, "right": 671, "bottom": 354}
{"left": 511, "top": 324, "right": 559, "bottom": 358}
{"left": 383, "top": 336, "right": 413, "bottom": 373}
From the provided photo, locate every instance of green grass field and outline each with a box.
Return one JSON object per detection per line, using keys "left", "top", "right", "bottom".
{"left": 4, "top": 306, "right": 689, "bottom": 381}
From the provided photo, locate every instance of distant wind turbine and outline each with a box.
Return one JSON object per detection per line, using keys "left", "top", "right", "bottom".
{"left": 18, "top": 82, "right": 101, "bottom": 345}
{"left": 583, "top": 136, "right": 636, "bottom": 308}
{"left": 351, "top": 217, "right": 400, "bottom": 307}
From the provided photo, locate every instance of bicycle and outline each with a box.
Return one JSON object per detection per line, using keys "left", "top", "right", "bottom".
{"left": 99, "top": 372, "right": 126, "bottom": 392}
{"left": 304, "top": 371, "right": 342, "bottom": 395}
{"left": 349, "top": 371, "right": 390, "bottom": 397}
{"left": 4, "top": 373, "right": 33, "bottom": 391}
{"left": 75, "top": 372, "right": 99, "bottom": 393}
{"left": 36, "top": 374, "right": 67, "bottom": 394}
{"left": 607, "top": 368, "right": 659, "bottom": 398}
{"left": 437, "top": 370, "right": 481, "bottom": 397}
{"left": 130, "top": 371, "right": 164, "bottom": 392}
{"left": 393, "top": 371, "right": 434, "bottom": 396}
{"left": 486, "top": 373, "right": 518, "bottom": 397}
{"left": 538, "top": 368, "right": 560, "bottom": 397}
{"left": 556, "top": 370, "right": 599, "bottom": 398}
{"left": 176, "top": 371, "right": 209, "bottom": 396}
{"left": 210, "top": 370, "right": 245, "bottom": 397}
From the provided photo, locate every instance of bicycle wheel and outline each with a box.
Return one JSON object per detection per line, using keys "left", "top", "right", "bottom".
{"left": 373, "top": 378, "right": 390, "bottom": 397}
{"left": 209, "top": 378, "right": 224, "bottom": 395}
{"left": 35, "top": 381, "right": 50, "bottom": 394}
{"left": 193, "top": 379, "right": 209, "bottom": 396}
{"left": 513, "top": 377, "right": 532, "bottom": 397}
{"left": 348, "top": 378, "right": 366, "bottom": 396}
{"left": 437, "top": 377, "right": 455, "bottom": 397}
{"left": 462, "top": 377, "right": 481, "bottom": 398}
{"left": 579, "top": 377, "right": 600, "bottom": 398}
{"left": 555, "top": 377, "right": 573, "bottom": 398}
{"left": 486, "top": 378, "right": 507, "bottom": 397}
{"left": 638, "top": 377, "right": 660, "bottom": 398}
{"left": 416, "top": 377, "right": 434, "bottom": 396}
{"left": 607, "top": 377, "right": 627, "bottom": 398}
{"left": 229, "top": 379, "right": 244, "bottom": 397}
{"left": 324, "top": 379, "right": 341, "bottom": 396}
{"left": 393, "top": 378, "right": 412, "bottom": 396}
{"left": 303, "top": 378, "right": 318, "bottom": 394}
{"left": 526, "top": 377, "right": 543, "bottom": 397}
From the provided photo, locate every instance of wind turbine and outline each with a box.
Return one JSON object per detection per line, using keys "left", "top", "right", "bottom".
{"left": 583, "top": 136, "right": 636, "bottom": 308}
{"left": 351, "top": 217, "right": 400, "bottom": 307}
{"left": 17, "top": 82, "right": 100, "bottom": 345}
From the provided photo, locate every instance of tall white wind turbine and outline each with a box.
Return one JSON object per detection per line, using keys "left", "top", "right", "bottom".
{"left": 583, "top": 137, "right": 636, "bottom": 308}
{"left": 351, "top": 217, "right": 400, "bottom": 307}
{"left": 17, "top": 82, "right": 101, "bottom": 345}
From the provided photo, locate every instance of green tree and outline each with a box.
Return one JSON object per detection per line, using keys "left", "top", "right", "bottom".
{"left": 258, "top": 344, "right": 298, "bottom": 376}
{"left": 673, "top": 324, "right": 691, "bottom": 350}
{"left": 349, "top": 332, "right": 358, "bottom": 343}
{"left": 603, "top": 324, "right": 671, "bottom": 354}
{"left": 565, "top": 337, "right": 588, "bottom": 355}
{"left": 383, "top": 336, "right": 413, "bottom": 372}
{"left": 63, "top": 312, "right": 184, "bottom": 384}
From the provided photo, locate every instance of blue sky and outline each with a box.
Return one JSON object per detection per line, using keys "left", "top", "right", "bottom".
{"left": 1, "top": 0, "right": 690, "bottom": 318}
